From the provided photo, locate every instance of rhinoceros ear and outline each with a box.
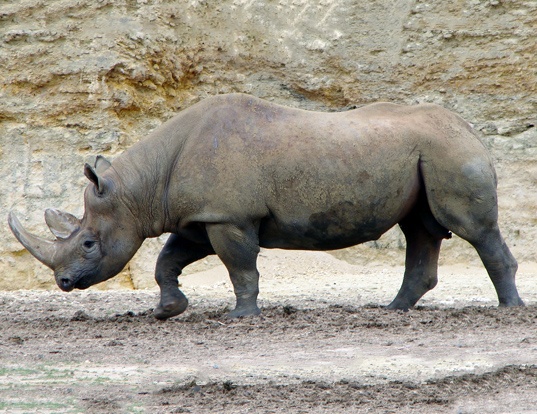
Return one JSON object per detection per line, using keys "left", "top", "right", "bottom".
{"left": 84, "top": 163, "right": 107, "bottom": 195}
{"left": 45, "top": 208, "right": 81, "bottom": 240}
{"left": 94, "top": 155, "right": 111, "bottom": 174}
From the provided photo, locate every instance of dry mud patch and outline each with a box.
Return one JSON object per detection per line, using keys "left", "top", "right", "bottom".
{"left": 1, "top": 251, "right": 537, "bottom": 413}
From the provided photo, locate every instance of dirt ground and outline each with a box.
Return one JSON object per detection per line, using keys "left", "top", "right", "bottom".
{"left": 1, "top": 250, "right": 537, "bottom": 413}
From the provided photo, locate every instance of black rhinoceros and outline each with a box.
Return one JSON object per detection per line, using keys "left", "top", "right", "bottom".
{"left": 9, "top": 93, "right": 523, "bottom": 319}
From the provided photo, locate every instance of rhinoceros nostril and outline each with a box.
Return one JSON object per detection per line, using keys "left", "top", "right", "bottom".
{"left": 60, "top": 278, "right": 72, "bottom": 290}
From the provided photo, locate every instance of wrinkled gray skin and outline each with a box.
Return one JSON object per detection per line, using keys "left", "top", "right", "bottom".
{"left": 9, "top": 93, "right": 524, "bottom": 319}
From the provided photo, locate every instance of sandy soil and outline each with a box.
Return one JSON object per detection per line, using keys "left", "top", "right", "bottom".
{"left": 1, "top": 250, "right": 536, "bottom": 413}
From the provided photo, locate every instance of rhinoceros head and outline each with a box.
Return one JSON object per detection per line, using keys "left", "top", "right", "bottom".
{"left": 8, "top": 156, "right": 144, "bottom": 291}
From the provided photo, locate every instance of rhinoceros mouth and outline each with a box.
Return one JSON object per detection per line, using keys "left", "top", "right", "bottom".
{"left": 56, "top": 272, "right": 88, "bottom": 292}
{"left": 74, "top": 278, "right": 93, "bottom": 290}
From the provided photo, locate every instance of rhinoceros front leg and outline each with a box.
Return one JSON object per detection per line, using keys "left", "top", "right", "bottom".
{"left": 206, "top": 223, "right": 261, "bottom": 318}
{"left": 153, "top": 234, "right": 213, "bottom": 320}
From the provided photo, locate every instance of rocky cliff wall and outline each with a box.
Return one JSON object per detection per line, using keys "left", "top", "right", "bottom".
{"left": 1, "top": 0, "right": 536, "bottom": 290}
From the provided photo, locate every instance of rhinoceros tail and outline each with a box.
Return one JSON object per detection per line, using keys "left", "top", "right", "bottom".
{"left": 419, "top": 198, "right": 452, "bottom": 240}
{"left": 417, "top": 161, "right": 452, "bottom": 240}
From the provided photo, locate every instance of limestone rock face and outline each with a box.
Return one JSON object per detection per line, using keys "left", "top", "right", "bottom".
{"left": 1, "top": 0, "right": 536, "bottom": 289}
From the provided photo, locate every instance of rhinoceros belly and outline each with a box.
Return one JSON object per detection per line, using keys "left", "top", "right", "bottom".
{"left": 258, "top": 199, "right": 405, "bottom": 250}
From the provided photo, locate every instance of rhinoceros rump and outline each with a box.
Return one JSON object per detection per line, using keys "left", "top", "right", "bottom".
{"left": 9, "top": 93, "right": 523, "bottom": 319}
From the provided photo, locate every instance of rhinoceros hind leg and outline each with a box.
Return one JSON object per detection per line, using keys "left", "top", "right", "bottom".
{"left": 448, "top": 222, "right": 522, "bottom": 307}
{"left": 153, "top": 234, "right": 213, "bottom": 320}
{"left": 388, "top": 207, "right": 443, "bottom": 310}
{"left": 468, "top": 228, "right": 523, "bottom": 307}
{"left": 422, "top": 160, "right": 523, "bottom": 307}
{"left": 206, "top": 223, "right": 262, "bottom": 318}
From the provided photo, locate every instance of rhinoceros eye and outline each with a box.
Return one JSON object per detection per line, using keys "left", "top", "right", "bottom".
{"left": 83, "top": 240, "right": 96, "bottom": 250}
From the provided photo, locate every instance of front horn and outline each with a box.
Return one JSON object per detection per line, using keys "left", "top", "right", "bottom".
{"left": 8, "top": 211, "right": 59, "bottom": 270}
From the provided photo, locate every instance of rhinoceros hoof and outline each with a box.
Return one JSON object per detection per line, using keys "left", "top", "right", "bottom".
{"left": 153, "top": 297, "right": 189, "bottom": 320}
{"left": 226, "top": 305, "right": 262, "bottom": 319}
{"left": 385, "top": 302, "right": 411, "bottom": 312}
{"left": 499, "top": 296, "right": 525, "bottom": 307}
